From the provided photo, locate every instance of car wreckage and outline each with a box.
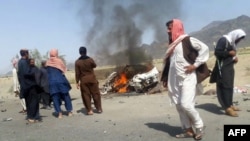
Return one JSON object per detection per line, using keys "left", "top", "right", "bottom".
{"left": 100, "top": 66, "right": 160, "bottom": 94}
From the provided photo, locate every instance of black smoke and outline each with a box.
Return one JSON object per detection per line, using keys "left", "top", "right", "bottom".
{"left": 78, "top": 0, "right": 182, "bottom": 66}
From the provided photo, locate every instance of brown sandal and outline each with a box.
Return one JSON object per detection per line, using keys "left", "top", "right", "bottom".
{"left": 231, "top": 105, "right": 241, "bottom": 111}
{"left": 19, "top": 109, "right": 27, "bottom": 113}
{"left": 176, "top": 127, "right": 194, "bottom": 138}
{"left": 225, "top": 107, "right": 238, "bottom": 117}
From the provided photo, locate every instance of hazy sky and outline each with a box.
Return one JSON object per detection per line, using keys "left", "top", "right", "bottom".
{"left": 1, "top": 0, "right": 250, "bottom": 74}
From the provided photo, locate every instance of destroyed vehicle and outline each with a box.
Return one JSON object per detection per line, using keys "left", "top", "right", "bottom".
{"left": 100, "top": 65, "right": 159, "bottom": 94}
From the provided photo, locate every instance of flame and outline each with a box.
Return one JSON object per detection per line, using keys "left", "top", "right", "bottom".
{"left": 113, "top": 73, "right": 128, "bottom": 93}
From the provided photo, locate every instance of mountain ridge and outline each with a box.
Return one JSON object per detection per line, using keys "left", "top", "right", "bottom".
{"left": 190, "top": 15, "right": 250, "bottom": 50}
{"left": 145, "top": 14, "right": 250, "bottom": 60}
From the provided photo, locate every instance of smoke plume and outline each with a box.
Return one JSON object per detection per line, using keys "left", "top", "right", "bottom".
{"left": 79, "top": 0, "right": 182, "bottom": 66}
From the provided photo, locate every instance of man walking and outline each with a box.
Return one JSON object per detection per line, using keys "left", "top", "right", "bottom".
{"left": 161, "top": 19, "right": 209, "bottom": 140}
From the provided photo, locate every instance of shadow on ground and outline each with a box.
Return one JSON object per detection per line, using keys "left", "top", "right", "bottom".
{"left": 76, "top": 108, "right": 87, "bottom": 115}
{"left": 145, "top": 123, "right": 181, "bottom": 137}
{"left": 196, "top": 103, "right": 224, "bottom": 115}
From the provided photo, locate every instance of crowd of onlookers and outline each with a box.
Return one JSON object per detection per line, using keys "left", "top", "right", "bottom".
{"left": 12, "top": 47, "right": 103, "bottom": 123}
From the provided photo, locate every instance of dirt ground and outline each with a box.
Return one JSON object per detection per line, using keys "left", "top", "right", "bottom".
{"left": 1, "top": 84, "right": 250, "bottom": 141}
{"left": 1, "top": 53, "right": 250, "bottom": 141}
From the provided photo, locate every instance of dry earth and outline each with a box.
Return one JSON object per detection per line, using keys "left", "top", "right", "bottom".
{"left": 0, "top": 50, "right": 250, "bottom": 141}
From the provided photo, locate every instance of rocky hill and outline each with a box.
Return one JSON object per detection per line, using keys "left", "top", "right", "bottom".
{"left": 190, "top": 15, "right": 250, "bottom": 50}
{"left": 145, "top": 15, "right": 250, "bottom": 60}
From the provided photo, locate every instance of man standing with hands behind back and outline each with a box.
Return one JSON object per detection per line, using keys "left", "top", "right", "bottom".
{"left": 75, "top": 46, "right": 102, "bottom": 115}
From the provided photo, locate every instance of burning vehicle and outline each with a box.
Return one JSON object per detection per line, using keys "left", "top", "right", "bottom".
{"left": 100, "top": 64, "right": 160, "bottom": 94}
{"left": 129, "top": 66, "right": 159, "bottom": 93}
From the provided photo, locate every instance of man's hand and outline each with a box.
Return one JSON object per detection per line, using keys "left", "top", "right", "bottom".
{"left": 184, "top": 65, "right": 197, "bottom": 74}
{"left": 229, "top": 50, "right": 236, "bottom": 56}
{"left": 162, "top": 81, "right": 168, "bottom": 88}
{"left": 233, "top": 56, "right": 238, "bottom": 64}
{"left": 76, "top": 82, "right": 80, "bottom": 89}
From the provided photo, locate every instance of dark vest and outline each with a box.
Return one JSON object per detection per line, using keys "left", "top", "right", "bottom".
{"left": 161, "top": 36, "right": 210, "bottom": 83}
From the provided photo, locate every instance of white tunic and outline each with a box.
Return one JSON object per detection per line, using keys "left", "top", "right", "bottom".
{"left": 167, "top": 37, "right": 209, "bottom": 104}
{"left": 12, "top": 68, "right": 19, "bottom": 92}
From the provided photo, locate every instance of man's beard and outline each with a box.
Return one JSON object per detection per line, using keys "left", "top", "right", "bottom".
{"left": 168, "top": 37, "right": 173, "bottom": 44}
{"left": 168, "top": 33, "right": 173, "bottom": 44}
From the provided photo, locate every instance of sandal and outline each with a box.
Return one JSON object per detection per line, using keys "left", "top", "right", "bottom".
{"left": 176, "top": 127, "right": 194, "bottom": 138}
{"left": 27, "top": 119, "right": 35, "bottom": 123}
{"left": 176, "top": 132, "right": 194, "bottom": 138}
{"left": 19, "top": 109, "right": 27, "bottom": 113}
{"left": 231, "top": 105, "right": 241, "bottom": 111}
{"left": 35, "top": 119, "right": 43, "bottom": 122}
{"left": 194, "top": 126, "right": 206, "bottom": 140}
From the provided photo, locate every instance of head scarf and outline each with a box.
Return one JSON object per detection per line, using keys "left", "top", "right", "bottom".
{"left": 171, "top": 19, "right": 185, "bottom": 42}
{"left": 46, "top": 48, "right": 67, "bottom": 73}
{"left": 223, "top": 29, "right": 246, "bottom": 48}
{"left": 165, "top": 19, "right": 188, "bottom": 59}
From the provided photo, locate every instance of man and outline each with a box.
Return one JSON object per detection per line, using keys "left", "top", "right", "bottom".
{"left": 17, "top": 49, "right": 29, "bottom": 114}
{"left": 211, "top": 29, "right": 246, "bottom": 117}
{"left": 39, "top": 60, "right": 52, "bottom": 110}
{"left": 75, "top": 46, "right": 102, "bottom": 115}
{"left": 161, "top": 19, "right": 209, "bottom": 140}
{"left": 24, "top": 58, "right": 42, "bottom": 123}
{"left": 46, "top": 48, "right": 73, "bottom": 118}
{"left": 12, "top": 58, "right": 20, "bottom": 97}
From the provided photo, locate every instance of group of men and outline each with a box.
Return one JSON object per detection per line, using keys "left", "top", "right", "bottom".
{"left": 13, "top": 46, "right": 102, "bottom": 121}
{"left": 13, "top": 49, "right": 52, "bottom": 122}
{"left": 161, "top": 19, "right": 246, "bottom": 140}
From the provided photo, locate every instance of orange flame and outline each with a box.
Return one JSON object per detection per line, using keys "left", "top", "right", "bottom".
{"left": 113, "top": 73, "right": 128, "bottom": 93}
